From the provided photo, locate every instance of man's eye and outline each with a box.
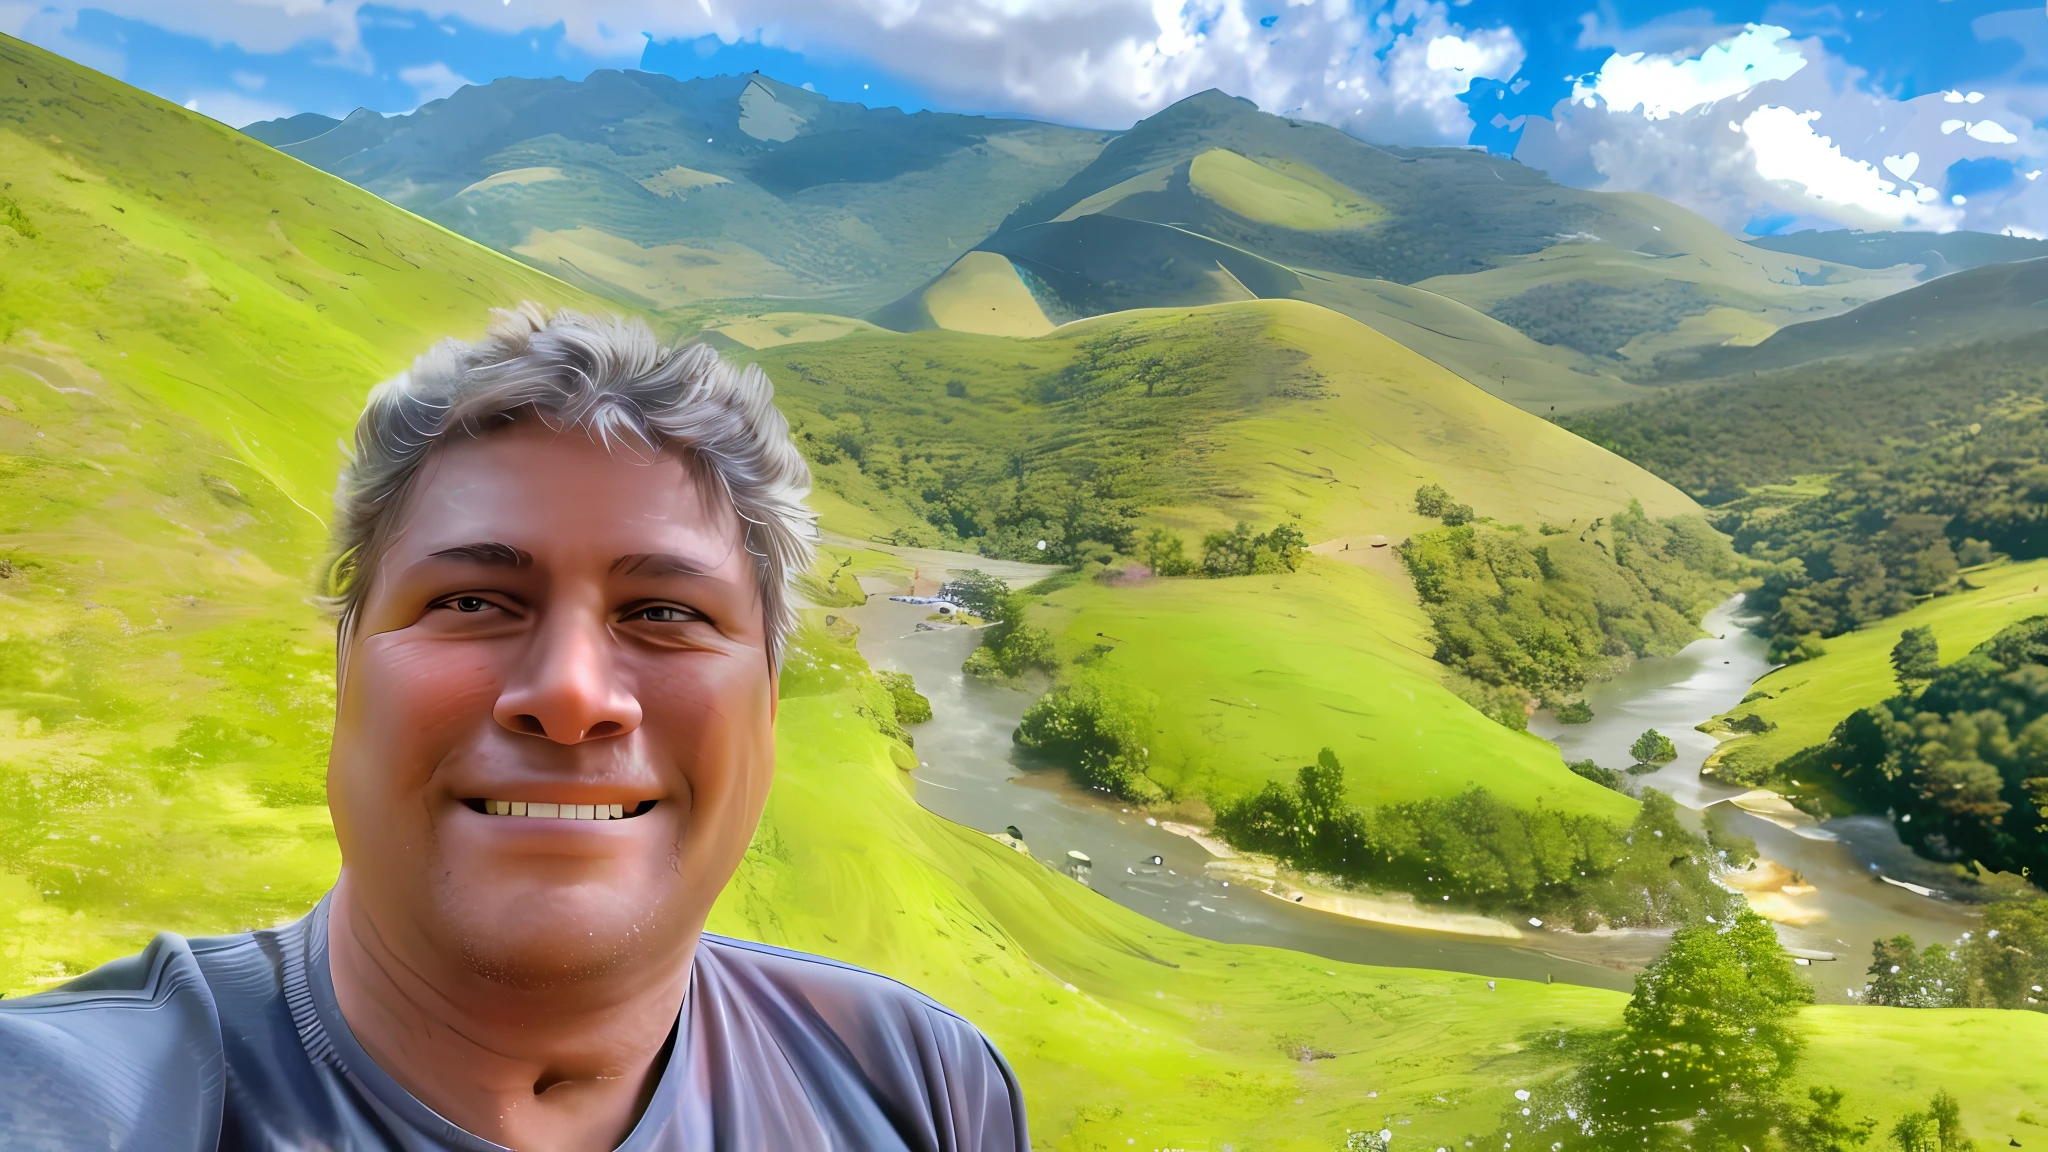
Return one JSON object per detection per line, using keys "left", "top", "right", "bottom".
{"left": 632, "top": 605, "right": 697, "bottom": 623}
{"left": 449, "top": 596, "right": 491, "bottom": 613}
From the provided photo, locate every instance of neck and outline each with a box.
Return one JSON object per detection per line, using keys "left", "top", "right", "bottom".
{"left": 324, "top": 875, "right": 696, "bottom": 1152}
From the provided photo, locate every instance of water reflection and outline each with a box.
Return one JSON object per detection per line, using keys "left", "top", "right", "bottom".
{"left": 852, "top": 598, "right": 1638, "bottom": 992}
{"left": 1531, "top": 596, "right": 1979, "bottom": 1001}
{"left": 853, "top": 593, "right": 1983, "bottom": 1001}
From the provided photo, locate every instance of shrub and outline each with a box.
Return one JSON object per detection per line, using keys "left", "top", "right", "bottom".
{"left": 1014, "top": 675, "right": 1160, "bottom": 799}
{"left": 1555, "top": 699, "right": 1594, "bottom": 724}
{"left": 1629, "top": 729, "right": 1677, "bottom": 766}
{"left": 877, "top": 671, "right": 932, "bottom": 726}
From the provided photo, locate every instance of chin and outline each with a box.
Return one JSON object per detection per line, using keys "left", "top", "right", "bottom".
{"left": 429, "top": 869, "right": 695, "bottom": 990}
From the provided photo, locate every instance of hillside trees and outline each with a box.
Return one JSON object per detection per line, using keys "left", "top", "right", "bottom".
{"left": 1214, "top": 751, "right": 1733, "bottom": 925}
{"left": 1506, "top": 909, "right": 1824, "bottom": 1150}
{"left": 1797, "top": 616, "right": 2048, "bottom": 879}
{"left": 1399, "top": 502, "right": 1741, "bottom": 715}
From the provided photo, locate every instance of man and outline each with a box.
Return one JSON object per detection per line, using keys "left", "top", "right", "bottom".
{"left": 0, "top": 306, "right": 1029, "bottom": 1151}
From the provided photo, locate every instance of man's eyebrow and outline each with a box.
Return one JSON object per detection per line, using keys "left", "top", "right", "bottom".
{"left": 427, "top": 542, "right": 533, "bottom": 567}
{"left": 611, "top": 552, "right": 713, "bottom": 578}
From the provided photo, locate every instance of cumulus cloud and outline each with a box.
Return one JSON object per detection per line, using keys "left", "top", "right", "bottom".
{"left": 399, "top": 61, "right": 475, "bottom": 105}
{"left": 10, "top": 0, "right": 1522, "bottom": 144}
{"left": 1518, "top": 23, "right": 2048, "bottom": 236}
{"left": 182, "top": 89, "right": 296, "bottom": 128}
{"left": 1572, "top": 24, "right": 1805, "bottom": 120}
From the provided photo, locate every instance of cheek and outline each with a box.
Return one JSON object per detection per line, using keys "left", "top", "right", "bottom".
{"left": 335, "top": 636, "right": 504, "bottom": 788}
{"left": 643, "top": 657, "right": 776, "bottom": 816}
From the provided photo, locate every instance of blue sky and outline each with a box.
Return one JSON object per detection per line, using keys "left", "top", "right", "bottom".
{"left": 10, "top": 1, "right": 2048, "bottom": 236}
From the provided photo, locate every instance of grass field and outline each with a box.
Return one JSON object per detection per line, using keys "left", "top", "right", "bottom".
{"left": 750, "top": 623, "right": 2048, "bottom": 1148}
{"left": 1033, "top": 556, "right": 1641, "bottom": 819}
{"left": 1187, "top": 148, "right": 1385, "bottom": 232}
{"left": 1709, "top": 559, "right": 2048, "bottom": 781}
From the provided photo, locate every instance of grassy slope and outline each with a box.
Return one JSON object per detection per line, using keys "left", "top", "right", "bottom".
{"left": 1711, "top": 560, "right": 2048, "bottom": 780}
{"left": 1035, "top": 558, "right": 1639, "bottom": 818}
{"left": 0, "top": 33, "right": 604, "bottom": 981}
{"left": 752, "top": 629, "right": 2048, "bottom": 1147}
{"left": 1413, "top": 193, "right": 1917, "bottom": 367}
{"left": 751, "top": 300, "right": 1695, "bottom": 814}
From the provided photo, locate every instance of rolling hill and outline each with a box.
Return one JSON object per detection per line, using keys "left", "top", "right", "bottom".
{"left": 244, "top": 70, "right": 1110, "bottom": 314}
{"left": 1661, "top": 254, "right": 2048, "bottom": 379}
{"left": 881, "top": 91, "right": 1916, "bottom": 412}
{"left": 740, "top": 297, "right": 1700, "bottom": 816}
{"left": 1747, "top": 227, "right": 2048, "bottom": 280}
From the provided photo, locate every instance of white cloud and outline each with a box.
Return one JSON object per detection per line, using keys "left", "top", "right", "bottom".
{"left": 232, "top": 69, "right": 268, "bottom": 91}
{"left": 10, "top": 0, "right": 1521, "bottom": 143}
{"left": 1573, "top": 23, "right": 1806, "bottom": 120}
{"left": 1965, "top": 119, "right": 2020, "bottom": 144}
{"left": 1740, "top": 105, "right": 1962, "bottom": 229}
{"left": 399, "top": 61, "right": 475, "bottom": 104}
{"left": 181, "top": 89, "right": 296, "bottom": 128}
{"left": 1519, "top": 22, "right": 2048, "bottom": 237}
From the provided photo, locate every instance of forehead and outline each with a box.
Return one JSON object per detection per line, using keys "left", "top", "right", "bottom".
{"left": 388, "top": 423, "right": 744, "bottom": 564}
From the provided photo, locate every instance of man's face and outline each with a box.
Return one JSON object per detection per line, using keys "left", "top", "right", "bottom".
{"left": 328, "top": 422, "right": 776, "bottom": 988}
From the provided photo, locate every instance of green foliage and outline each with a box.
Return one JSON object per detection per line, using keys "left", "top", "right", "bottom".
{"left": 1801, "top": 616, "right": 2048, "bottom": 880}
{"left": 1887, "top": 1091, "right": 1971, "bottom": 1152}
{"left": 1215, "top": 754, "right": 1730, "bottom": 925}
{"left": 1890, "top": 626, "right": 1940, "bottom": 691}
{"left": 1014, "top": 673, "right": 1160, "bottom": 799}
{"left": 1414, "top": 483, "right": 1474, "bottom": 525}
{"left": 1954, "top": 894, "right": 2048, "bottom": 1010}
{"left": 1560, "top": 332, "right": 2048, "bottom": 500}
{"left": 1138, "top": 526, "right": 1195, "bottom": 576}
{"left": 1487, "top": 278, "right": 1711, "bottom": 359}
{"left": 1400, "top": 503, "right": 1742, "bottom": 703}
{"left": 1790, "top": 1087, "right": 1879, "bottom": 1152}
{"left": 1198, "top": 520, "right": 1307, "bottom": 577}
{"left": 1629, "top": 729, "right": 1678, "bottom": 766}
{"left": 940, "top": 569, "right": 1014, "bottom": 620}
{"left": 1862, "top": 935, "right": 1964, "bottom": 1007}
{"left": 1556, "top": 699, "right": 1595, "bottom": 724}
{"left": 1506, "top": 909, "right": 1818, "bottom": 1149}
{"left": 761, "top": 308, "right": 1315, "bottom": 563}
{"left": 1567, "top": 759, "right": 1630, "bottom": 793}
{"left": 877, "top": 671, "right": 932, "bottom": 727}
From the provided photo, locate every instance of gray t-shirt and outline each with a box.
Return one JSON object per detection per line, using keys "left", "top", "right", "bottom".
{"left": 0, "top": 896, "right": 1028, "bottom": 1150}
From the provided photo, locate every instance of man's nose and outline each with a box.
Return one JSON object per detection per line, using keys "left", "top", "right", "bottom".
{"left": 493, "top": 608, "right": 643, "bottom": 744}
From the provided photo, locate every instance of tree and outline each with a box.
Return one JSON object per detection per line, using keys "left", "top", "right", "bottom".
{"left": 1630, "top": 729, "right": 1677, "bottom": 766}
{"left": 1889, "top": 1091, "right": 1970, "bottom": 1152}
{"left": 1788, "top": 1086, "right": 1876, "bottom": 1152}
{"left": 1863, "top": 935, "right": 1962, "bottom": 1007}
{"left": 1200, "top": 522, "right": 1260, "bottom": 577}
{"left": 1139, "top": 526, "right": 1194, "bottom": 576}
{"left": 939, "top": 569, "right": 1012, "bottom": 621}
{"left": 1414, "top": 482, "right": 1475, "bottom": 525}
{"left": 1890, "top": 626, "right": 1939, "bottom": 692}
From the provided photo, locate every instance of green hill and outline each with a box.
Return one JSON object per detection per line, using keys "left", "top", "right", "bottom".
{"left": 1664, "top": 254, "right": 2048, "bottom": 379}
{"left": 880, "top": 92, "right": 1911, "bottom": 413}
{"left": 743, "top": 297, "right": 1700, "bottom": 815}
{"left": 1747, "top": 227, "right": 2048, "bottom": 280}
{"left": 249, "top": 70, "right": 1109, "bottom": 314}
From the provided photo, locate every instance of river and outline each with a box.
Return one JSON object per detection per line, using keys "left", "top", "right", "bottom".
{"left": 850, "top": 593, "right": 1981, "bottom": 1002}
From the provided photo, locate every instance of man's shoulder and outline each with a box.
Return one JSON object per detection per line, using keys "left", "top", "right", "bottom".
{"left": 697, "top": 933, "right": 979, "bottom": 1030}
{"left": 0, "top": 932, "right": 235, "bottom": 1151}
{"left": 693, "top": 935, "right": 1029, "bottom": 1149}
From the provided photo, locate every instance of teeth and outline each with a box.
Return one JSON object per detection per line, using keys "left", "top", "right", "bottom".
{"left": 480, "top": 800, "right": 637, "bottom": 820}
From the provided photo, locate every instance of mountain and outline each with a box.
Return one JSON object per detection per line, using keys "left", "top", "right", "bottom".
{"left": 1663, "top": 254, "right": 2048, "bottom": 379}
{"left": 1747, "top": 227, "right": 2048, "bottom": 280}
{"left": 240, "top": 110, "right": 340, "bottom": 147}
{"left": 246, "top": 70, "right": 1109, "bottom": 314}
{"left": 882, "top": 91, "right": 1916, "bottom": 413}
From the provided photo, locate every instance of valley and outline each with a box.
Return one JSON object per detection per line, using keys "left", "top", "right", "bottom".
{"left": 7, "top": 26, "right": 2048, "bottom": 1147}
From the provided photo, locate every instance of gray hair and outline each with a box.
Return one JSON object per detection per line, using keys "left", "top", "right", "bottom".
{"left": 324, "top": 303, "right": 816, "bottom": 666}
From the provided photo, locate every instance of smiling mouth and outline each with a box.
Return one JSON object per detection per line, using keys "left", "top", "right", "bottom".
{"left": 464, "top": 799, "right": 658, "bottom": 821}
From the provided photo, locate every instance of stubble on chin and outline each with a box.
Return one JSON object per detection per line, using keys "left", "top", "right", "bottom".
{"left": 427, "top": 856, "right": 688, "bottom": 991}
